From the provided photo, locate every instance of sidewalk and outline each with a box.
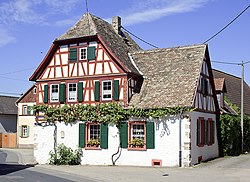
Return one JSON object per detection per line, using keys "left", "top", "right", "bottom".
{"left": 0, "top": 148, "right": 36, "bottom": 165}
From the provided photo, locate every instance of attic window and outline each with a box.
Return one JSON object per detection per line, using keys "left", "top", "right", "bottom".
{"left": 79, "top": 48, "right": 87, "bottom": 60}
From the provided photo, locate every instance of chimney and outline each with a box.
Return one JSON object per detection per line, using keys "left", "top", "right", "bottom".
{"left": 112, "top": 16, "right": 121, "bottom": 35}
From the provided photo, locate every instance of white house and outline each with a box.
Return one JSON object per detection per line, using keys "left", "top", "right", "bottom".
{"left": 29, "top": 13, "right": 219, "bottom": 167}
{"left": 16, "top": 85, "right": 36, "bottom": 148}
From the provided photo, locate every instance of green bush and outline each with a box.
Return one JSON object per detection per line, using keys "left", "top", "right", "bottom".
{"left": 49, "top": 144, "right": 83, "bottom": 165}
{"left": 220, "top": 114, "right": 250, "bottom": 156}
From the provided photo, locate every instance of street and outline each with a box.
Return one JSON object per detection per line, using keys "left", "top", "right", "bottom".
{"left": 0, "top": 149, "right": 96, "bottom": 182}
{"left": 0, "top": 148, "right": 250, "bottom": 182}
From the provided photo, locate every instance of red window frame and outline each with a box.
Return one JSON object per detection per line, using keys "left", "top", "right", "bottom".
{"left": 128, "top": 121, "right": 146, "bottom": 150}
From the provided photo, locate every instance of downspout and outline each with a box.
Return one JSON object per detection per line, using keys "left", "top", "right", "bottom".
{"left": 179, "top": 109, "right": 184, "bottom": 167}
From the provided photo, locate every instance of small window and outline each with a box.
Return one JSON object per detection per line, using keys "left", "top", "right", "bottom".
{"left": 68, "top": 83, "right": 77, "bottom": 102}
{"left": 50, "top": 84, "right": 59, "bottom": 102}
{"left": 197, "top": 117, "right": 205, "bottom": 146}
{"left": 20, "top": 125, "right": 29, "bottom": 138}
{"left": 86, "top": 123, "right": 100, "bottom": 148}
{"left": 23, "top": 105, "right": 28, "bottom": 115}
{"left": 33, "top": 87, "right": 37, "bottom": 94}
{"left": 129, "top": 122, "right": 146, "bottom": 149}
{"left": 102, "top": 80, "right": 112, "bottom": 100}
{"left": 79, "top": 48, "right": 87, "bottom": 60}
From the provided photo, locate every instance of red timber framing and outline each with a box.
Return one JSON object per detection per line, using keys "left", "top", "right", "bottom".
{"left": 32, "top": 36, "right": 141, "bottom": 108}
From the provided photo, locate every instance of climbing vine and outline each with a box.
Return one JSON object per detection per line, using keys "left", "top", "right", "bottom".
{"left": 32, "top": 102, "right": 190, "bottom": 125}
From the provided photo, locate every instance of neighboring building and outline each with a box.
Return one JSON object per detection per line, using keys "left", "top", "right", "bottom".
{"left": 16, "top": 85, "right": 36, "bottom": 148}
{"left": 0, "top": 95, "right": 18, "bottom": 134}
{"left": 213, "top": 69, "right": 250, "bottom": 115}
{"left": 29, "top": 13, "right": 219, "bottom": 167}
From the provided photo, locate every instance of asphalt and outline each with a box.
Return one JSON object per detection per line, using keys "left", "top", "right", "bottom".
{"left": 1, "top": 148, "right": 250, "bottom": 182}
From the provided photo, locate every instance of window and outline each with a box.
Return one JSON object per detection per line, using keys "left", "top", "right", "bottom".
{"left": 23, "top": 105, "right": 28, "bottom": 115}
{"left": 19, "top": 125, "right": 29, "bottom": 138}
{"left": 79, "top": 123, "right": 108, "bottom": 149}
{"left": 68, "top": 83, "right": 77, "bottom": 102}
{"left": 197, "top": 117, "right": 205, "bottom": 146}
{"left": 51, "top": 84, "right": 59, "bottom": 102}
{"left": 102, "top": 80, "right": 112, "bottom": 100}
{"left": 79, "top": 48, "right": 87, "bottom": 60}
{"left": 197, "top": 118, "right": 215, "bottom": 147}
{"left": 201, "top": 77, "right": 208, "bottom": 96}
{"left": 208, "top": 119, "right": 215, "bottom": 145}
{"left": 33, "top": 87, "right": 36, "bottom": 94}
{"left": 86, "top": 123, "right": 100, "bottom": 148}
{"left": 129, "top": 122, "right": 146, "bottom": 149}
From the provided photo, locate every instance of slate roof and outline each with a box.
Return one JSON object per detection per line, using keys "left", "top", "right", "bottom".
{"left": 56, "top": 12, "right": 142, "bottom": 75}
{"left": 0, "top": 95, "right": 18, "bottom": 115}
{"left": 212, "top": 69, "right": 250, "bottom": 115}
{"left": 129, "top": 44, "right": 207, "bottom": 109}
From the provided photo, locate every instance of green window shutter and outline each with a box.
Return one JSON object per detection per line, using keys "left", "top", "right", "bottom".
{"left": 120, "top": 122, "right": 128, "bottom": 148}
{"left": 94, "top": 81, "right": 100, "bottom": 101}
{"left": 27, "top": 126, "right": 30, "bottom": 137}
{"left": 69, "top": 48, "right": 77, "bottom": 62}
{"left": 19, "top": 126, "right": 22, "bottom": 137}
{"left": 113, "top": 80, "right": 119, "bottom": 101}
{"left": 59, "top": 83, "right": 66, "bottom": 103}
{"left": 27, "top": 106, "right": 31, "bottom": 115}
{"left": 87, "top": 46, "right": 96, "bottom": 60}
{"left": 79, "top": 123, "right": 85, "bottom": 148}
{"left": 146, "top": 122, "right": 155, "bottom": 149}
{"left": 78, "top": 82, "right": 83, "bottom": 102}
{"left": 100, "top": 123, "right": 108, "bottom": 149}
{"left": 44, "top": 85, "right": 48, "bottom": 103}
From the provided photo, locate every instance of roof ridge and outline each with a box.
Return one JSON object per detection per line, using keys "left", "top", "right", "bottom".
{"left": 132, "top": 44, "right": 206, "bottom": 54}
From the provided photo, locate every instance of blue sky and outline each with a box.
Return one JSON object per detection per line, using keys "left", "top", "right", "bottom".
{"left": 0, "top": 0, "right": 249, "bottom": 96}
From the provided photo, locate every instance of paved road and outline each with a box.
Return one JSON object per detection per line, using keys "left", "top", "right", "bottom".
{"left": 1, "top": 148, "right": 250, "bottom": 182}
{"left": 0, "top": 149, "right": 97, "bottom": 182}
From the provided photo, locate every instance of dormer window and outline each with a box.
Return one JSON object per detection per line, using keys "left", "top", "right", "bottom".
{"left": 79, "top": 48, "right": 87, "bottom": 60}
{"left": 69, "top": 45, "right": 96, "bottom": 62}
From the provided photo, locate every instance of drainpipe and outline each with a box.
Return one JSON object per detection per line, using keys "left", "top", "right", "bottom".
{"left": 179, "top": 109, "right": 184, "bottom": 167}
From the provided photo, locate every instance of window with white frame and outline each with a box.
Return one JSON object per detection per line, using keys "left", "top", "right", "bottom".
{"left": 23, "top": 105, "right": 28, "bottom": 115}
{"left": 102, "top": 80, "right": 112, "bottom": 100}
{"left": 79, "top": 47, "right": 87, "bottom": 60}
{"left": 21, "top": 125, "right": 28, "bottom": 137}
{"left": 68, "top": 83, "right": 77, "bottom": 102}
{"left": 50, "top": 84, "right": 59, "bottom": 102}
{"left": 131, "top": 123, "right": 145, "bottom": 140}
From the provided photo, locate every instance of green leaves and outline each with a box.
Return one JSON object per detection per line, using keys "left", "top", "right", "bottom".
{"left": 33, "top": 103, "right": 190, "bottom": 125}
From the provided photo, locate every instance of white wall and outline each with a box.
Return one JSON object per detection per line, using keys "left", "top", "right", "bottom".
{"left": 17, "top": 102, "right": 36, "bottom": 148}
{"left": 189, "top": 111, "right": 219, "bottom": 165}
{"left": 34, "top": 115, "right": 189, "bottom": 167}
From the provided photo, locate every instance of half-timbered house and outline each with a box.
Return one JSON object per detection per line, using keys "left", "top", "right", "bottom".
{"left": 30, "top": 13, "right": 219, "bottom": 167}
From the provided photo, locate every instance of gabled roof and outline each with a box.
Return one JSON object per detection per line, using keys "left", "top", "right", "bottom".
{"left": 0, "top": 95, "right": 18, "bottom": 115}
{"left": 214, "top": 78, "right": 227, "bottom": 92}
{"left": 30, "top": 13, "right": 142, "bottom": 81}
{"left": 16, "top": 85, "right": 36, "bottom": 104}
{"left": 129, "top": 44, "right": 207, "bottom": 109}
{"left": 56, "top": 13, "right": 141, "bottom": 74}
{"left": 212, "top": 69, "right": 250, "bottom": 115}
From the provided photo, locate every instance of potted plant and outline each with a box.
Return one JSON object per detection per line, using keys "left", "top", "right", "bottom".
{"left": 129, "top": 138, "right": 145, "bottom": 148}
{"left": 87, "top": 138, "right": 100, "bottom": 147}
